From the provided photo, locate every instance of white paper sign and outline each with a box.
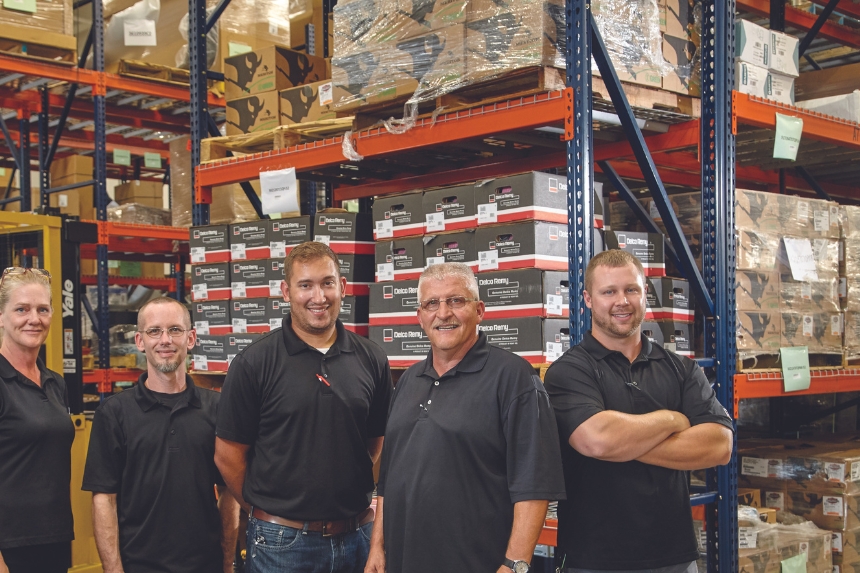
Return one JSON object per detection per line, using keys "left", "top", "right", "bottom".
{"left": 546, "top": 294, "right": 563, "bottom": 316}
{"left": 124, "top": 19, "right": 157, "bottom": 46}
{"left": 377, "top": 263, "right": 394, "bottom": 282}
{"left": 478, "top": 203, "right": 497, "bottom": 224}
{"left": 232, "top": 319, "right": 248, "bottom": 333}
{"left": 738, "top": 527, "right": 758, "bottom": 549}
{"left": 832, "top": 532, "right": 843, "bottom": 553}
{"left": 194, "top": 355, "right": 208, "bottom": 370}
{"left": 232, "top": 282, "right": 247, "bottom": 298}
{"left": 58, "top": 194, "right": 69, "bottom": 208}
{"left": 191, "top": 247, "right": 206, "bottom": 263}
{"left": 833, "top": 314, "right": 843, "bottom": 335}
{"left": 269, "top": 280, "right": 282, "bottom": 297}
{"left": 426, "top": 213, "right": 445, "bottom": 232}
{"left": 192, "top": 283, "right": 208, "bottom": 299}
{"left": 783, "top": 237, "right": 819, "bottom": 281}
{"left": 259, "top": 168, "right": 299, "bottom": 215}
{"left": 478, "top": 250, "right": 498, "bottom": 271}
{"left": 741, "top": 457, "right": 769, "bottom": 477}
{"left": 194, "top": 321, "right": 210, "bottom": 335}
{"left": 231, "top": 243, "right": 247, "bottom": 260}
{"left": 376, "top": 219, "right": 394, "bottom": 239}
{"left": 270, "top": 241, "right": 286, "bottom": 258}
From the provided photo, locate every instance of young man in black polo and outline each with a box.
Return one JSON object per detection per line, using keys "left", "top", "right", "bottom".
{"left": 215, "top": 241, "right": 392, "bottom": 573}
{"left": 544, "top": 250, "right": 734, "bottom": 573}
{"left": 82, "top": 297, "right": 240, "bottom": 573}
{"left": 366, "top": 262, "right": 565, "bottom": 573}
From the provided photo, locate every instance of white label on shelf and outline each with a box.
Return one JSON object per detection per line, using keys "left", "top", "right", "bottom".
{"left": 191, "top": 247, "right": 206, "bottom": 263}
{"left": 58, "top": 194, "right": 68, "bottom": 208}
{"left": 270, "top": 241, "right": 286, "bottom": 258}
{"left": 376, "top": 219, "right": 394, "bottom": 239}
{"left": 231, "top": 243, "right": 247, "bottom": 260}
{"left": 194, "top": 355, "right": 208, "bottom": 370}
{"left": 426, "top": 256, "right": 444, "bottom": 267}
{"left": 315, "top": 234, "right": 330, "bottom": 246}
{"left": 832, "top": 532, "right": 843, "bottom": 553}
{"left": 63, "top": 358, "right": 76, "bottom": 374}
{"left": 765, "top": 491, "right": 785, "bottom": 510}
{"left": 194, "top": 321, "right": 210, "bottom": 335}
{"left": 546, "top": 294, "right": 563, "bottom": 316}
{"left": 832, "top": 314, "right": 843, "bottom": 336}
{"left": 798, "top": 200, "right": 809, "bottom": 221}
{"left": 269, "top": 280, "right": 282, "bottom": 297}
{"left": 478, "top": 250, "right": 498, "bottom": 271}
{"left": 426, "top": 212, "right": 445, "bottom": 232}
{"left": 318, "top": 82, "right": 333, "bottom": 106}
{"left": 546, "top": 342, "right": 563, "bottom": 363}
{"left": 803, "top": 314, "right": 814, "bottom": 337}
{"left": 815, "top": 210, "right": 830, "bottom": 232}
{"left": 192, "top": 283, "right": 208, "bottom": 299}
{"left": 824, "top": 496, "right": 844, "bottom": 516}
{"left": 269, "top": 318, "right": 283, "bottom": 329}
{"left": 851, "top": 462, "right": 860, "bottom": 482}
{"left": 766, "top": 459, "right": 783, "bottom": 478}
{"left": 802, "top": 282, "right": 812, "bottom": 299}
{"left": 741, "top": 456, "right": 769, "bottom": 477}
{"left": 377, "top": 263, "right": 394, "bottom": 282}
{"left": 232, "top": 319, "right": 248, "bottom": 333}
{"left": 827, "top": 463, "right": 847, "bottom": 482}
{"left": 478, "top": 203, "right": 497, "bottom": 224}
{"left": 232, "top": 282, "right": 247, "bottom": 298}
{"left": 738, "top": 527, "right": 757, "bottom": 549}
{"left": 124, "top": 19, "right": 157, "bottom": 46}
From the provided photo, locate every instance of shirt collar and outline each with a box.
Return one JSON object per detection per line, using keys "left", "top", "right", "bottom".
{"left": 418, "top": 331, "right": 490, "bottom": 380}
{"left": 581, "top": 330, "right": 661, "bottom": 362}
{"left": 134, "top": 372, "right": 201, "bottom": 412}
{"left": 280, "top": 314, "right": 354, "bottom": 356}
{"left": 0, "top": 353, "right": 54, "bottom": 386}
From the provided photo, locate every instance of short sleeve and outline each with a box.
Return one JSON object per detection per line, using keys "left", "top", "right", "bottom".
{"left": 679, "top": 359, "right": 734, "bottom": 431}
{"left": 81, "top": 402, "right": 125, "bottom": 493}
{"left": 216, "top": 354, "right": 262, "bottom": 445}
{"left": 504, "top": 374, "right": 567, "bottom": 503}
{"left": 544, "top": 351, "right": 607, "bottom": 440}
{"left": 366, "top": 356, "right": 393, "bottom": 439}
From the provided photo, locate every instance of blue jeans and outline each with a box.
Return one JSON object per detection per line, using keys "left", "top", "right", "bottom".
{"left": 245, "top": 516, "right": 372, "bottom": 573}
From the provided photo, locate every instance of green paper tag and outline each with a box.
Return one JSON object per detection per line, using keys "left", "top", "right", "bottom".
{"left": 780, "top": 346, "right": 811, "bottom": 392}
{"left": 781, "top": 553, "right": 806, "bottom": 573}
{"left": 144, "top": 152, "right": 161, "bottom": 169}
{"left": 0, "top": 167, "right": 6, "bottom": 176}
{"left": 773, "top": 112, "right": 803, "bottom": 161}
{"left": 228, "top": 42, "right": 252, "bottom": 57}
{"left": 113, "top": 149, "right": 131, "bottom": 166}
{"left": 3, "top": 0, "right": 37, "bottom": 14}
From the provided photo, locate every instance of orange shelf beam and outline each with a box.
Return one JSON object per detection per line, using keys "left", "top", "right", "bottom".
{"left": 737, "top": 0, "right": 860, "bottom": 49}
{"left": 733, "top": 369, "right": 860, "bottom": 417}
{"left": 80, "top": 275, "right": 189, "bottom": 292}
{"left": 84, "top": 368, "right": 143, "bottom": 392}
{"left": 85, "top": 221, "right": 191, "bottom": 242}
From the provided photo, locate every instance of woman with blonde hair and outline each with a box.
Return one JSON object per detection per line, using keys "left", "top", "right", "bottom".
{"left": 0, "top": 267, "right": 74, "bottom": 573}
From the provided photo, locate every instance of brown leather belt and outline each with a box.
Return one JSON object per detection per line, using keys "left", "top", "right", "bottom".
{"left": 251, "top": 507, "right": 374, "bottom": 536}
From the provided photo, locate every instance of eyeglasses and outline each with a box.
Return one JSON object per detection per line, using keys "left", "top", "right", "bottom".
{"left": 0, "top": 267, "right": 51, "bottom": 286}
{"left": 139, "top": 326, "right": 189, "bottom": 339}
{"left": 418, "top": 296, "right": 478, "bottom": 312}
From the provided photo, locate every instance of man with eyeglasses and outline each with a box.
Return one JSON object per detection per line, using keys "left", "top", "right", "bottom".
{"left": 365, "top": 263, "right": 565, "bottom": 573}
{"left": 83, "top": 297, "right": 240, "bottom": 573}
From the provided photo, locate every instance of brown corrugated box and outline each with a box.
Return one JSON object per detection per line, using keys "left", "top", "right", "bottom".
{"left": 279, "top": 81, "right": 338, "bottom": 125}
{"left": 225, "top": 91, "right": 280, "bottom": 135}
{"left": 49, "top": 155, "right": 95, "bottom": 219}
{"left": 114, "top": 180, "right": 164, "bottom": 208}
{"left": 736, "top": 270, "right": 780, "bottom": 312}
{"left": 224, "top": 46, "right": 328, "bottom": 100}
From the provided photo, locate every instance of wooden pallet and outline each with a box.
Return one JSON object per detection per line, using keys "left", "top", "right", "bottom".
{"left": 0, "top": 29, "right": 76, "bottom": 63}
{"left": 201, "top": 117, "right": 355, "bottom": 163}
{"left": 117, "top": 60, "right": 191, "bottom": 86}
{"left": 593, "top": 76, "right": 701, "bottom": 118}
{"left": 737, "top": 352, "right": 844, "bottom": 372}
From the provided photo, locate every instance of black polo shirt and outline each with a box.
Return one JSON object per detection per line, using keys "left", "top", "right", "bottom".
{"left": 216, "top": 316, "right": 392, "bottom": 521}
{"left": 377, "top": 332, "right": 566, "bottom": 573}
{"left": 544, "top": 332, "right": 734, "bottom": 570}
{"left": 0, "top": 355, "right": 74, "bottom": 549}
{"left": 81, "top": 374, "right": 223, "bottom": 573}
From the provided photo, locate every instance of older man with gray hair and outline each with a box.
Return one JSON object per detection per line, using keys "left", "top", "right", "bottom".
{"left": 366, "top": 263, "right": 566, "bottom": 573}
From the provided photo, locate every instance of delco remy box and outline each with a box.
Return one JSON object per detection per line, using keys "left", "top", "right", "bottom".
{"left": 192, "top": 300, "right": 231, "bottom": 335}
{"left": 479, "top": 317, "right": 570, "bottom": 364}
{"left": 474, "top": 172, "right": 567, "bottom": 226}
{"left": 641, "top": 321, "right": 694, "bottom": 358}
{"left": 226, "top": 333, "right": 264, "bottom": 366}
{"left": 268, "top": 216, "right": 312, "bottom": 258}
{"left": 265, "top": 258, "right": 286, "bottom": 297}
{"left": 338, "top": 254, "right": 375, "bottom": 296}
{"left": 424, "top": 232, "right": 477, "bottom": 270}
{"left": 602, "top": 230, "right": 666, "bottom": 277}
{"left": 372, "top": 192, "right": 425, "bottom": 239}
{"left": 736, "top": 310, "right": 781, "bottom": 354}
{"left": 193, "top": 334, "right": 229, "bottom": 372}
{"left": 475, "top": 222, "right": 568, "bottom": 272}
{"left": 190, "top": 225, "right": 230, "bottom": 263}
{"left": 645, "top": 277, "right": 694, "bottom": 322}
{"left": 267, "top": 299, "right": 291, "bottom": 330}
{"left": 369, "top": 324, "right": 430, "bottom": 367}
{"left": 230, "top": 221, "right": 271, "bottom": 261}
{"left": 478, "top": 269, "right": 570, "bottom": 319}
{"left": 369, "top": 280, "right": 420, "bottom": 325}
{"left": 191, "top": 263, "right": 231, "bottom": 301}
{"left": 736, "top": 270, "right": 780, "bottom": 312}
{"left": 314, "top": 212, "right": 374, "bottom": 254}
{"left": 231, "top": 260, "right": 273, "bottom": 299}
{"left": 339, "top": 296, "right": 370, "bottom": 337}
{"left": 375, "top": 237, "right": 426, "bottom": 282}
{"left": 422, "top": 185, "right": 477, "bottom": 233}
{"left": 231, "top": 298, "right": 271, "bottom": 333}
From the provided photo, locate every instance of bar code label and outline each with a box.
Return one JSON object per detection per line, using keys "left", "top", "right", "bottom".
{"left": 232, "top": 319, "right": 247, "bottom": 333}
{"left": 478, "top": 250, "right": 498, "bottom": 271}
{"left": 546, "top": 295, "right": 563, "bottom": 316}
{"left": 191, "top": 247, "right": 206, "bottom": 263}
{"left": 270, "top": 241, "right": 286, "bottom": 258}
{"left": 195, "top": 321, "right": 210, "bottom": 335}
{"left": 426, "top": 213, "right": 445, "bottom": 233}
{"left": 232, "top": 282, "right": 247, "bottom": 298}
{"left": 376, "top": 220, "right": 394, "bottom": 239}
{"left": 194, "top": 355, "right": 208, "bottom": 370}
{"left": 377, "top": 263, "right": 394, "bottom": 282}
{"left": 477, "top": 203, "right": 497, "bottom": 224}
{"left": 231, "top": 243, "right": 247, "bottom": 260}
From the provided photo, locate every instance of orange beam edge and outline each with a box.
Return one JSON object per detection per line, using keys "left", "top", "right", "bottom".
{"left": 737, "top": 0, "right": 860, "bottom": 49}
{"left": 733, "top": 370, "right": 860, "bottom": 417}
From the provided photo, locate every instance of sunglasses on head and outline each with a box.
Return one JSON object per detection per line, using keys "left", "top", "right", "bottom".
{"left": 0, "top": 267, "right": 52, "bottom": 286}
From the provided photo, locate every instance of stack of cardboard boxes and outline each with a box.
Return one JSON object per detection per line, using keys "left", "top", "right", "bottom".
{"left": 659, "top": 0, "right": 700, "bottom": 95}
{"left": 840, "top": 206, "right": 860, "bottom": 364}
{"left": 735, "top": 19, "right": 800, "bottom": 105}
{"left": 0, "top": 0, "right": 74, "bottom": 55}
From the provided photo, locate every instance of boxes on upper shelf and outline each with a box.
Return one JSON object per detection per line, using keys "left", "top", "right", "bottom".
{"left": 231, "top": 298, "right": 272, "bottom": 333}
{"left": 479, "top": 317, "right": 571, "bottom": 364}
{"left": 114, "top": 180, "right": 163, "bottom": 208}
{"left": 369, "top": 280, "right": 420, "bottom": 325}
{"left": 478, "top": 269, "right": 570, "bottom": 319}
{"left": 373, "top": 192, "right": 425, "bottom": 239}
{"left": 769, "top": 30, "right": 800, "bottom": 78}
{"left": 231, "top": 259, "right": 281, "bottom": 299}
{"left": 191, "top": 263, "right": 231, "bottom": 301}
{"left": 224, "top": 46, "right": 329, "bottom": 100}
{"left": 645, "top": 277, "right": 694, "bottom": 322}
{"left": 279, "top": 81, "right": 338, "bottom": 125}
{"left": 641, "top": 321, "right": 695, "bottom": 358}
{"left": 225, "top": 91, "right": 280, "bottom": 136}
{"left": 268, "top": 216, "right": 313, "bottom": 258}
{"left": 230, "top": 221, "right": 271, "bottom": 261}
{"left": 601, "top": 230, "right": 666, "bottom": 277}
{"left": 474, "top": 172, "right": 569, "bottom": 226}
{"left": 190, "top": 225, "right": 231, "bottom": 263}
{"left": 49, "top": 155, "right": 95, "bottom": 219}
{"left": 424, "top": 232, "right": 477, "bottom": 270}
{"left": 736, "top": 309, "right": 781, "bottom": 354}
{"left": 369, "top": 324, "right": 430, "bottom": 367}
{"left": 192, "top": 301, "right": 232, "bottom": 335}
{"left": 735, "top": 270, "right": 780, "bottom": 312}
{"left": 736, "top": 19, "right": 771, "bottom": 69}
{"left": 780, "top": 312, "right": 842, "bottom": 353}
{"left": 422, "top": 185, "right": 477, "bottom": 233}
{"left": 475, "top": 222, "right": 568, "bottom": 272}
{"left": 314, "top": 212, "right": 374, "bottom": 254}
{"left": 375, "top": 237, "right": 426, "bottom": 282}
{"left": 735, "top": 61, "right": 769, "bottom": 99}
{"left": 337, "top": 254, "right": 375, "bottom": 296}
{"left": 767, "top": 72, "right": 795, "bottom": 105}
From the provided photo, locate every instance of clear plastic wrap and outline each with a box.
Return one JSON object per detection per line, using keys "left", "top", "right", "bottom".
{"left": 844, "top": 312, "right": 860, "bottom": 360}
{"left": 736, "top": 189, "right": 840, "bottom": 239}
{"left": 108, "top": 202, "right": 172, "bottom": 226}
{"left": 844, "top": 279, "right": 860, "bottom": 313}
{"left": 781, "top": 312, "right": 843, "bottom": 354}
{"left": 0, "top": 0, "right": 72, "bottom": 37}
{"left": 842, "top": 239, "right": 860, "bottom": 277}
{"left": 779, "top": 275, "right": 840, "bottom": 313}
{"left": 607, "top": 192, "right": 701, "bottom": 236}
{"left": 841, "top": 206, "right": 860, "bottom": 239}
{"left": 737, "top": 229, "right": 780, "bottom": 271}
{"left": 591, "top": 0, "right": 672, "bottom": 77}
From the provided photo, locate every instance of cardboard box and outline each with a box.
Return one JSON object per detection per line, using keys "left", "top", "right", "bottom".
{"left": 0, "top": 0, "right": 72, "bottom": 36}
{"left": 114, "top": 180, "right": 163, "bottom": 207}
{"left": 225, "top": 91, "right": 280, "bottom": 136}
{"left": 191, "top": 263, "right": 231, "bottom": 301}
{"left": 423, "top": 185, "right": 476, "bottom": 232}
{"left": 49, "top": 155, "right": 95, "bottom": 219}
{"left": 779, "top": 276, "right": 840, "bottom": 313}
{"left": 339, "top": 295, "right": 370, "bottom": 336}
{"left": 663, "top": 0, "right": 695, "bottom": 39}
{"left": 736, "top": 229, "right": 780, "bottom": 272}
{"left": 336, "top": 254, "right": 375, "bottom": 296}
{"left": 767, "top": 71, "right": 795, "bottom": 105}
{"left": 837, "top": 529, "right": 860, "bottom": 562}
{"left": 475, "top": 222, "right": 568, "bottom": 272}
{"left": 266, "top": 258, "right": 286, "bottom": 297}
{"left": 738, "top": 547, "right": 781, "bottom": 573}
{"left": 230, "top": 221, "right": 271, "bottom": 261}
{"left": 739, "top": 487, "right": 762, "bottom": 508}
{"left": 369, "top": 324, "right": 430, "bottom": 367}
{"left": 373, "top": 192, "right": 426, "bottom": 239}
{"left": 478, "top": 269, "right": 570, "bottom": 319}
{"left": 662, "top": 33, "right": 700, "bottom": 96}
{"left": 314, "top": 212, "right": 374, "bottom": 254}
{"left": 265, "top": 298, "right": 289, "bottom": 330}
{"left": 641, "top": 320, "right": 695, "bottom": 358}
{"left": 645, "top": 277, "right": 694, "bottom": 322}
{"left": 843, "top": 206, "right": 860, "bottom": 239}
{"left": 474, "top": 171, "right": 568, "bottom": 226}
{"left": 737, "top": 190, "right": 839, "bottom": 239}
{"left": 224, "top": 46, "right": 328, "bottom": 100}
{"left": 479, "top": 317, "right": 570, "bottom": 364}
{"left": 758, "top": 507, "right": 777, "bottom": 523}
{"left": 424, "top": 231, "right": 477, "bottom": 269}
{"left": 231, "top": 298, "right": 272, "bottom": 333}
{"left": 736, "top": 271, "right": 780, "bottom": 312}
{"left": 784, "top": 489, "right": 860, "bottom": 531}
{"left": 736, "top": 310, "right": 781, "bottom": 354}
{"left": 192, "top": 334, "right": 229, "bottom": 372}
{"left": 736, "top": 19, "right": 771, "bottom": 68}
{"left": 190, "top": 225, "right": 231, "bottom": 263}
{"left": 736, "top": 61, "right": 769, "bottom": 99}
{"left": 369, "top": 280, "right": 420, "bottom": 325}
{"left": 192, "top": 300, "right": 232, "bottom": 335}
{"left": 780, "top": 312, "right": 843, "bottom": 353}
{"left": 769, "top": 30, "right": 800, "bottom": 77}
{"left": 375, "top": 237, "right": 426, "bottom": 281}
{"left": 231, "top": 260, "right": 275, "bottom": 299}
{"left": 279, "top": 81, "right": 339, "bottom": 125}
{"left": 226, "top": 333, "right": 264, "bottom": 365}
{"left": 601, "top": 230, "right": 666, "bottom": 277}
{"left": 268, "top": 216, "right": 313, "bottom": 258}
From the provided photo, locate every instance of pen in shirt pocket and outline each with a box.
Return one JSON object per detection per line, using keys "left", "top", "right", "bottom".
{"left": 316, "top": 374, "right": 330, "bottom": 387}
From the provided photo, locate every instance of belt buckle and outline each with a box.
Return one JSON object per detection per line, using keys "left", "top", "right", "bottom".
{"left": 322, "top": 521, "right": 332, "bottom": 537}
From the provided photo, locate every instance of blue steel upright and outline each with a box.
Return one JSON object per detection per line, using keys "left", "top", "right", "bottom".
{"left": 701, "top": 0, "right": 738, "bottom": 571}
{"left": 93, "top": 0, "right": 110, "bottom": 368}
{"left": 18, "top": 115, "right": 30, "bottom": 211}
{"left": 566, "top": 0, "right": 593, "bottom": 343}
{"left": 189, "top": 0, "right": 210, "bottom": 226}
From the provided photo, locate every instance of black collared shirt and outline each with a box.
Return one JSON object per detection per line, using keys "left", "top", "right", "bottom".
{"left": 377, "top": 332, "right": 566, "bottom": 573}
{"left": 217, "top": 316, "right": 392, "bottom": 520}
{"left": 0, "top": 354, "right": 74, "bottom": 549}
{"left": 82, "top": 374, "right": 223, "bottom": 573}
{"left": 544, "top": 331, "right": 734, "bottom": 570}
